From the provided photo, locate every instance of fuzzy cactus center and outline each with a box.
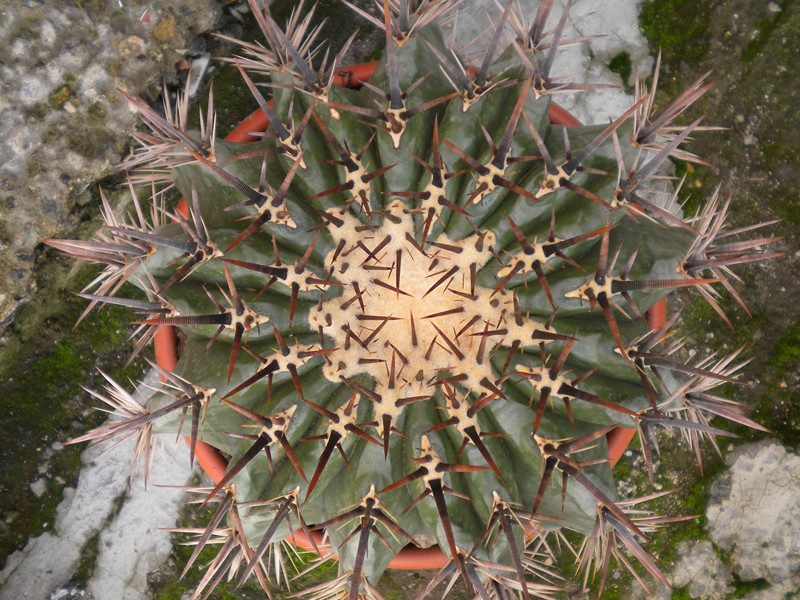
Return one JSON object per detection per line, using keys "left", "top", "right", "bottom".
{"left": 309, "top": 199, "right": 516, "bottom": 401}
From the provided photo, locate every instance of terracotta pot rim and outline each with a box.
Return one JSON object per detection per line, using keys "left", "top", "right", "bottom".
{"left": 287, "top": 530, "right": 450, "bottom": 571}
{"left": 158, "top": 60, "right": 665, "bottom": 570}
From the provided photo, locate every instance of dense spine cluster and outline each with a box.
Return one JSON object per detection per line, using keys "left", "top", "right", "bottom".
{"left": 48, "top": 1, "right": 780, "bottom": 598}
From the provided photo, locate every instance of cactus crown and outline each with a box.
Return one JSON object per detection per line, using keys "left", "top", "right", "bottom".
{"left": 48, "top": 1, "right": 781, "bottom": 598}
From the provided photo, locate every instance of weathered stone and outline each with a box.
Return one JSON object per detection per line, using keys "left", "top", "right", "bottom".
{"left": 0, "top": 0, "right": 222, "bottom": 340}
{"left": 706, "top": 440, "right": 800, "bottom": 585}
{"left": 669, "top": 540, "right": 733, "bottom": 599}
{"left": 29, "top": 478, "right": 47, "bottom": 498}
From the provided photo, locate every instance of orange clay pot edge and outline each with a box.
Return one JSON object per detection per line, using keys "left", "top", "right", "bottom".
{"left": 605, "top": 296, "right": 667, "bottom": 469}
{"left": 160, "top": 67, "right": 665, "bottom": 566}
{"left": 287, "top": 530, "right": 450, "bottom": 571}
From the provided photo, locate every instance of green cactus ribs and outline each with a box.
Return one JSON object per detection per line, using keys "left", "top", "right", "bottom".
{"left": 45, "top": 0, "right": 783, "bottom": 598}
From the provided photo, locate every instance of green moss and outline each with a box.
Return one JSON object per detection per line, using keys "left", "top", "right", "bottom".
{"left": 673, "top": 161, "right": 714, "bottom": 218}
{"left": 608, "top": 51, "right": 633, "bottom": 89}
{"left": 716, "top": 547, "right": 773, "bottom": 595}
{"left": 65, "top": 125, "right": 116, "bottom": 158}
{"left": 681, "top": 291, "right": 764, "bottom": 353}
{"left": 0, "top": 260, "right": 146, "bottom": 568}
{"left": 770, "top": 319, "right": 800, "bottom": 371}
{"left": 41, "top": 127, "right": 62, "bottom": 145}
{"left": 191, "top": 0, "right": 384, "bottom": 139}
{"left": 24, "top": 103, "right": 48, "bottom": 121}
{"left": 772, "top": 195, "right": 800, "bottom": 227}
{"left": 742, "top": 3, "right": 789, "bottom": 62}
{"left": 729, "top": 576, "right": 771, "bottom": 596}
{"left": 154, "top": 585, "right": 257, "bottom": 600}
{"left": 747, "top": 315, "right": 800, "bottom": 448}
{"left": 74, "top": 0, "right": 106, "bottom": 17}
{"left": 189, "top": 59, "right": 259, "bottom": 137}
{"left": 66, "top": 489, "right": 126, "bottom": 585}
{"left": 150, "top": 481, "right": 424, "bottom": 599}
{"left": 639, "top": 0, "right": 713, "bottom": 71}
{"left": 580, "top": 431, "right": 726, "bottom": 598}
{"left": 270, "top": 0, "right": 383, "bottom": 61}
{"left": 25, "top": 150, "right": 48, "bottom": 177}
{"left": 670, "top": 587, "right": 693, "bottom": 600}
{"left": 49, "top": 85, "right": 75, "bottom": 110}
{"left": 646, "top": 448, "right": 717, "bottom": 556}
{"left": 0, "top": 220, "right": 11, "bottom": 245}
{"left": 86, "top": 101, "right": 107, "bottom": 123}
{"left": 4, "top": 11, "right": 40, "bottom": 41}
{"left": 71, "top": 531, "right": 101, "bottom": 584}
{"left": 151, "top": 497, "right": 333, "bottom": 599}
{"left": 680, "top": 295, "right": 800, "bottom": 444}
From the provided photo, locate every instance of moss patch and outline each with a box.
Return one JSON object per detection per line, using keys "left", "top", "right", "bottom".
{"left": 0, "top": 259, "right": 146, "bottom": 568}
{"left": 70, "top": 531, "right": 101, "bottom": 585}
{"left": 742, "top": 2, "right": 790, "bottom": 62}
{"left": 66, "top": 123, "right": 117, "bottom": 159}
{"left": 49, "top": 85, "right": 75, "bottom": 110}
{"left": 672, "top": 161, "right": 713, "bottom": 218}
{"left": 608, "top": 51, "right": 633, "bottom": 90}
{"left": 639, "top": 0, "right": 713, "bottom": 68}
{"left": 621, "top": 4, "right": 800, "bottom": 598}
{"left": 86, "top": 101, "right": 107, "bottom": 124}
{"left": 729, "top": 575, "right": 771, "bottom": 596}
{"left": 770, "top": 318, "right": 800, "bottom": 372}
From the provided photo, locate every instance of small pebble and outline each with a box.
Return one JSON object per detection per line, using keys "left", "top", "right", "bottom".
{"left": 30, "top": 478, "right": 47, "bottom": 498}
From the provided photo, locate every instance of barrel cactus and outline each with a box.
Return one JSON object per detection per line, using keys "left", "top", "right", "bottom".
{"left": 46, "top": 0, "right": 780, "bottom": 597}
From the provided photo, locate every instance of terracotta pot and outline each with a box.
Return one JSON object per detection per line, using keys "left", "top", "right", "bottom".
{"left": 156, "top": 61, "right": 665, "bottom": 569}
{"left": 288, "top": 530, "right": 449, "bottom": 570}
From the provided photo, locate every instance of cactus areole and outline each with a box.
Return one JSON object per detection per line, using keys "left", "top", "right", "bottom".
{"left": 50, "top": 1, "right": 780, "bottom": 597}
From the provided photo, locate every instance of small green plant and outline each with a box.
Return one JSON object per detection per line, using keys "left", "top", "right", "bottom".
{"left": 47, "top": 1, "right": 780, "bottom": 597}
